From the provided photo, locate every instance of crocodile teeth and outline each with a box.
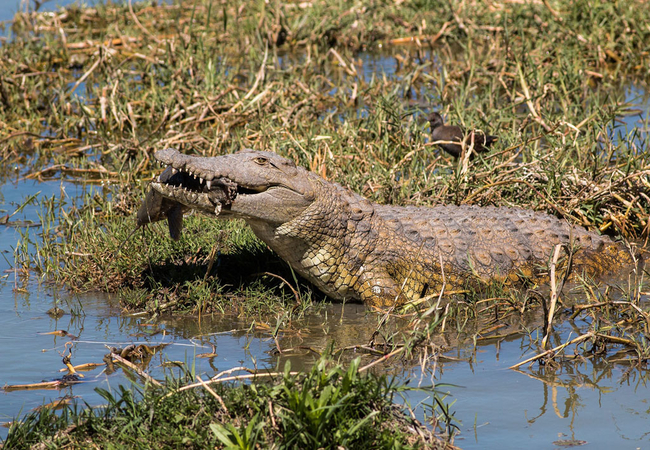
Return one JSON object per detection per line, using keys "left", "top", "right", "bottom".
{"left": 199, "top": 177, "right": 204, "bottom": 184}
{"left": 214, "top": 203, "right": 222, "bottom": 216}
{"left": 157, "top": 175, "right": 161, "bottom": 182}
{"left": 206, "top": 180, "right": 212, "bottom": 190}
{"left": 171, "top": 167, "right": 178, "bottom": 174}
{"left": 189, "top": 171, "right": 193, "bottom": 177}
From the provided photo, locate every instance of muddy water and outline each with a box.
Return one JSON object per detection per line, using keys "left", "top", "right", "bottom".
{"left": 0, "top": 289, "right": 276, "bottom": 432}
{"left": 407, "top": 327, "right": 650, "bottom": 448}
{"left": 3, "top": 279, "right": 650, "bottom": 447}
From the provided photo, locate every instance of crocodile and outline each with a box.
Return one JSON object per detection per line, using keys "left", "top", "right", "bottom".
{"left": 144, "top": 148, "right": 638, "bottom": 308}
{"left": 137, "top": 164, "right": 237, "bottom": 240}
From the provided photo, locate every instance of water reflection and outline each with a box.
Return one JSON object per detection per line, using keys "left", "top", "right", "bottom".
{"left": 0, "top": 287, "right": 275, "bottom": 436}
{"left": 609, "top": 82, "right": 650, "bottom": 150}
{"left": 2, "top": 282, "right": 650, "bottom": 447}
{"left": 418, "top": 324, "right": 650, "bottom": 448}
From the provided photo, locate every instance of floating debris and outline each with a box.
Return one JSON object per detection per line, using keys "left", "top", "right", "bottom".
{"left": 46, "top": 307, "right": 66, "bottom": 318}
{"left": 39, "top": 330, "right": 78, "bottom": 340}
{"left": 3, "top": 345, "right": 84, "bottom": 392}
{"left": 196, "top": 343, "right": 218, "bottom": 359}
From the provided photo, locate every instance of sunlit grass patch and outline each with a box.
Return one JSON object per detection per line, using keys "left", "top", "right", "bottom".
{"left": 2, "top": 356, "right": 456, "bottom": 449}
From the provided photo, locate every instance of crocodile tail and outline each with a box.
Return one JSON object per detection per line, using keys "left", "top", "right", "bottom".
{"left": 576, "top": 240, "right": 642, "bottom": 281}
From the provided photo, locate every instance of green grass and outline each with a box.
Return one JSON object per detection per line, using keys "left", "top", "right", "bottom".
{"left": 2, "top": 356, "right": 453, "bottom": 449}
{"left": 1, "top": 1, "right": 648, "bottom": 231}
{"left": 14, "top": 185, "right": 314, "bottom": 316}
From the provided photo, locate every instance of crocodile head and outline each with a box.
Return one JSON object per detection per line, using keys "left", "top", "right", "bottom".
{"left": 150, "top": 148, "right": 316, "bottom": 225}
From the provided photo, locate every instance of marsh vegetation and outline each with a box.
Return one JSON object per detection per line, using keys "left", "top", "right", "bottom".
{"left": 1, "top": 0, "right": 649, "bottom": 447}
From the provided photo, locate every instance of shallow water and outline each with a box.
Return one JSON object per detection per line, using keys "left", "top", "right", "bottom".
{"left": 3, "top": 279, "right": 650, "bottom": 447}
{"left": 410, "top": 328, "right": 650, "bottom": 448}
{"left": 0, "top": 0, "right": 73, "bottom": 23}
{"left": 2, "top": 207, "right": 650, "bottom": 446}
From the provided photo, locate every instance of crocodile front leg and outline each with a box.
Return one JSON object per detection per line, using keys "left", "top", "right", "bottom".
{"left": 355, "top": 270, "right": 406, "bottom": 308}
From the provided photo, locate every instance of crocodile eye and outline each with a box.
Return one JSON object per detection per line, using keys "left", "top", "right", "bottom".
{"left": 253, "top": 156, "right": 268, "bottom": 165}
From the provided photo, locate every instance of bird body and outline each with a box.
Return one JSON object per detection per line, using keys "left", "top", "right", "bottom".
{"left": 428, "top": 112, "right": 498, "bottom": 158}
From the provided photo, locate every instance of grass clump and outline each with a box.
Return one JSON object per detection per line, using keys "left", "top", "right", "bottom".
{"left": 14, "top": 186, "right": 313, "bottom": 316}
{"left": 2, "top": 357, "right": 453, "bottom": 449}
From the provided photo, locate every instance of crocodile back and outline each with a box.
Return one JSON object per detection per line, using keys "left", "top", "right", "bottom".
{"left": 273, "top": 181, "right": 636, "bottom": 306}
{"left": 377, "top": 204, "right": 631, "bottom": 281}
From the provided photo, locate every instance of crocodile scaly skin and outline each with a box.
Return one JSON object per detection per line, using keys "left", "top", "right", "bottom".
{"left": 147, "top": 149, "right": 637, "bottom": 307}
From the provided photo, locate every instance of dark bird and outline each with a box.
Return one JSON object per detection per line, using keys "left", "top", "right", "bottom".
{"left": 428, "top": 112, "right": 498, "bottom": 158}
